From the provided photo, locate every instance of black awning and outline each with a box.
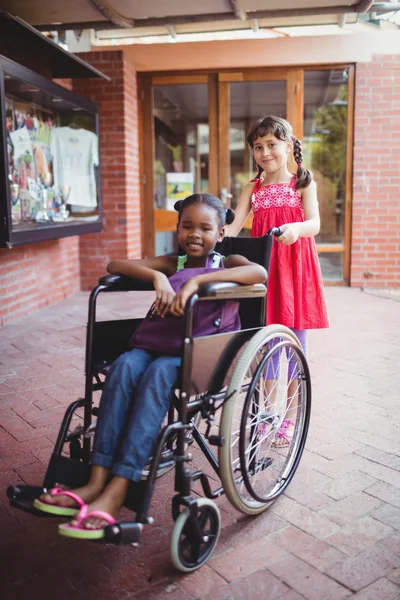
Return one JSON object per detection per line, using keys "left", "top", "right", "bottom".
{"left": 0, "top": 11, "right": 110, "bottom": 80}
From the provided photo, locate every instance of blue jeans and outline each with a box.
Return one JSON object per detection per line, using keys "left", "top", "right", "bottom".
{"left": 92, "top": 348, "right": 181, "bottom": 482}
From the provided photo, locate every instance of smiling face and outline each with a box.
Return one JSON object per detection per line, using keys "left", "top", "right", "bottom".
{"left": 177, "top": 203, "right": 224, "bottom": 264}
{"left": 253, "top": 133, "right": 291, "bottom": 175}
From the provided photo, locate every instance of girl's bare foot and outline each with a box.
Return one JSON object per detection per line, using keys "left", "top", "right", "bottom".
{"left": 39, "top": 482, "right": 104, "bottom": 509}
{"left": 70, "top": 476, "right": 129, "bottom": 529}
{"left": 39, "top": 465, "right": 111, "bottom": 509}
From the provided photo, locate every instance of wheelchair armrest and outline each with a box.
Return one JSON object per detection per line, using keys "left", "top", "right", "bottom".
{"left": 98, "top": 273, "right": 155, "bottom": 292}
{"left": 197, "top": 282, "right": 266, "bottom": 300}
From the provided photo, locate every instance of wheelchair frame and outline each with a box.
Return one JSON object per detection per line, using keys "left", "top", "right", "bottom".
{"left": 7, "top": 232, "right": 312, "bottom": 572}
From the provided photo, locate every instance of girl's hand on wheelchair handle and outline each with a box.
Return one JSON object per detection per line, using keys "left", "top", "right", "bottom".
{"left": 277, "top": 222, "right": 301, "bottom": 245}
{"left": 153, "top": 272, "right": 176, "bottom": 317}
{"left": 169, "top": 277, "right": 200, "bottom": 317}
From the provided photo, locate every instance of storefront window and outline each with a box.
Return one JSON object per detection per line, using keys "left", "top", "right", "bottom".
{"left": 0, "top": 57, "right": 101, "bottom": 247}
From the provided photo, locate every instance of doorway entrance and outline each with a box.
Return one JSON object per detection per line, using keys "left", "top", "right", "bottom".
{"left": 139, "top": 65, "right": 354, "bottom": 283}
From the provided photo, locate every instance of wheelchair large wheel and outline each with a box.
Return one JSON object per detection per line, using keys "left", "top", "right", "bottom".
{"left": 219, "top": 325, "right": 311, "bottom": 515}
{"left": 171, "top": 499, "right": 221, "bottom": 573}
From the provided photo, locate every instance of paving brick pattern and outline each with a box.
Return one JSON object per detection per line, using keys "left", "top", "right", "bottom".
{"left": 0, "top": 287, "right": 399, "bottom": 599}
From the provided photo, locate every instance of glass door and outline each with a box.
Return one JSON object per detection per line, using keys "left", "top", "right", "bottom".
{"left": 303, "top": 67, "right": 353, "bottom": 283}
{"left": 217, "top": 70, "right": 302, "bottom": 233}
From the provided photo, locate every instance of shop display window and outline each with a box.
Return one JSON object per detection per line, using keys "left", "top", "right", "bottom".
{"left": 0, "top": 56, "right": 102, "bottom": 247}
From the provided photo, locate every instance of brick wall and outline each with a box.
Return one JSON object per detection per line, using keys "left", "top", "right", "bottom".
{"left": 73, "top": 51, "right": 141, "bottom": 290}
{"left": 0, "top": 238, "right": 80, "bottom": 326}
{"left": 351, "top": 55, "right": 400, "bottom": 287}
{"left": 0, "top": 79, "right": 80, "bottom": 327}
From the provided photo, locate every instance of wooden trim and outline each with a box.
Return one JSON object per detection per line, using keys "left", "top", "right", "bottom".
{"left": 138, "top": 75, "right": 155, "bottom": 258}
{"left": 316, "top": 245, "right": 345, "bottom": 253}
{"left": 145, "top": 64, "right": 354, "bottom": 80}
{"left": 324, "top": 280, "right": 346, "bottom": 286}
{"left": 155, "top": 209, "right": 178, "bottom": 232}
{"left": 301, "top": 63, "right": 354, "bottom": 71}
{"left": 208, "top": 74, "right": 219, "bottom": 196}
{"left": 344, "top": 64, "right": 355, "bottom": 285}
{"left": 241, "top": 69, "right": 288, "bottom": 82}
{"left": 218, "top": 80, "right": 230, "bottom": 203}
{"left": 219, "top": 69, "right": 288, "bottom": 82}
{"left": 218, "top": 72, "right": 243, "bottom": 82}
{"left": 286, "top": 69, "right": 303, "bottom": 139}
{"left": 152, "top": 74, "right": 208, "bottom": 85}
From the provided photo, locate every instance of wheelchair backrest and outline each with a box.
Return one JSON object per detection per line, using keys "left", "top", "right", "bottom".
{"left": 216, "top": 234, "right": 272, "bottom": 330}
{"left": 216, "top": 234, "right": 273, "bottom": 273}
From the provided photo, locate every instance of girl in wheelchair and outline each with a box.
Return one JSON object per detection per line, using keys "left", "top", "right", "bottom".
{"left": 33, "top": 193, "right": 267, "bottom": 539}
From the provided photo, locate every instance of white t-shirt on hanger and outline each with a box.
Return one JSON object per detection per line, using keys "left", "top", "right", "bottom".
{"left": 50, "top": 127, "right": 99, "bottom": 208}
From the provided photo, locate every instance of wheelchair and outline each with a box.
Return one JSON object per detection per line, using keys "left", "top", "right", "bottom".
{"left": 7, "top": 230, "right": 311, "bottom": 573}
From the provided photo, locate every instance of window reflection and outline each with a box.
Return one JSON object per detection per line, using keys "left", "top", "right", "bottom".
{"left": 153, "top": 84, "right": 209, "bottom": 211}
{"left": 153, "top": 83, "right": 209, "bottom": 254}
{"left": 303, "top": 69, "right": 349, "bottom": 246}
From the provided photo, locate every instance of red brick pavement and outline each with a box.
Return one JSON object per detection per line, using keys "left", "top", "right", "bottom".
{"left": 0, "top": 287, "right": 399, "bottom": 600}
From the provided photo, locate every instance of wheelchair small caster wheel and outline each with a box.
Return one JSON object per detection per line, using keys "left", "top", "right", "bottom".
{"left": 170, "top": 498, "right": 221, "bottom": 572}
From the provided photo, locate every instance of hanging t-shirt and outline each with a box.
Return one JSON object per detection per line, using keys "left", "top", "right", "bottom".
{"left": 50, "top": 127, "right": 99, "bottom": 208}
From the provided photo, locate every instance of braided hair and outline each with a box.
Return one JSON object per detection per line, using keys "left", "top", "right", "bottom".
{"left": 246, "top": 115, "right": 312, "bottom": 190}
{"left": 174, "top": 193, "right": 235, "bottom": 228}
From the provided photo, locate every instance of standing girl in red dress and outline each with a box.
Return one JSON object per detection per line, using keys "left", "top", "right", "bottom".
{"left": 225, "top": 115, "right": 329, "bottom": 446}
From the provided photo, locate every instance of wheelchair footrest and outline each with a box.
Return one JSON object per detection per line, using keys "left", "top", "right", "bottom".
{"left": 104, "top": 522, "right": 143, "bottom": 546}
{"left": 7, "top": 485, "right": 47, "bottom": 516}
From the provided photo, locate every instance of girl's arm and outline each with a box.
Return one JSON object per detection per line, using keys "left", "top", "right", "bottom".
{"left": 278, "top": 180, "right": 320, "bottom": 245}
{"left": 107, "top": 256, "right": 177, "bottom": 316}
{"left": 224, "top": 182, "right": 253, "bottom": 237}
{"left": 170, "top": 255, "right": 267, "bottom": 316}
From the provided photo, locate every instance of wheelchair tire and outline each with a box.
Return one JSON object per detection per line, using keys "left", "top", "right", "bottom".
{"left": 219, "top": 325, "right": 311, "bottom": 515}
{"left": 170, "top": 498, "right": 221, "bottom": 573}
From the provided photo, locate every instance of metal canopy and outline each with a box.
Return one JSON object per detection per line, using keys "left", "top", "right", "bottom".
{"left": 0, "top": 12, "right": 109, "bottom": 79}
{"left": 0, "top": 0, "right": 388, "bottom": 35}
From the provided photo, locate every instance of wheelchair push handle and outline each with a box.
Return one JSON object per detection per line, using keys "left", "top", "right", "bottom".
{"left": 268, "top": 227, "right": 285, "bottom": 237}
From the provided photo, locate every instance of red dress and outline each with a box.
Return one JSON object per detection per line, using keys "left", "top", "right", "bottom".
{"left": 251, "top": 175, "right": 329, "bottom": 330}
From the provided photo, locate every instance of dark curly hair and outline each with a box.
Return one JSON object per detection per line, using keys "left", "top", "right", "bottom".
{"left": 247, "top": 115, "right": 312, "bottom": 190}
{"left": 174, "top": 193, "right": 235, "bottom": 228}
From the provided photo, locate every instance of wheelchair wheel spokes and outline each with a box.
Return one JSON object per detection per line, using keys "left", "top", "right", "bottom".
{"left": 219, "top": 325, "right": 311, "bottom": 515}
{"left": 240, "top": 342, "right": 307, "bottom": 503}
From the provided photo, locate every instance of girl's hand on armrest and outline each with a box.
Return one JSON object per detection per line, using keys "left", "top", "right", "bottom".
{"left": 169, "top": 277, "right": 199, "bottom": 317}
{"left": 153, "top": 272, "right": 176, "bottom": 317}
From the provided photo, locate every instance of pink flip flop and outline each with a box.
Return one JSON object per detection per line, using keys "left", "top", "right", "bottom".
{"left": 272, "top": 419, "right": 295, "bottom": 448}
{"left": 33, "top": 487, "right": 86, "bottom": 517}
{"left": 58, "top": 505, "right": 116, "bottom": 540}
